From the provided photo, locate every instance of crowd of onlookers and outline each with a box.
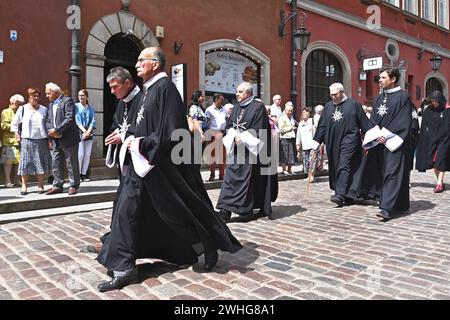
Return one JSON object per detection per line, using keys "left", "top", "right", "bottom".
{"left": 1, "top": 85, "right": 96, "bottom": 195}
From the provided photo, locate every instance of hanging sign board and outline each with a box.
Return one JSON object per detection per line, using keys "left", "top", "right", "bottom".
{"left": 363, "top": 57, "right": 383, "bottom": 70}
{"left": 171, "top": 63, "right": 187, "bottom": 105}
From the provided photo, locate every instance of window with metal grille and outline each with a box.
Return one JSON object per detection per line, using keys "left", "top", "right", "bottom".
{"left": 425, "top": 77, "right": 443, "bottom": 97}
{"left": 305, "top": 50, "right": 343, "bottom": 108}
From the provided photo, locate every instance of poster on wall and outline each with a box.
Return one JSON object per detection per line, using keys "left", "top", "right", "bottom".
{"left": 171, "top": 63, "right": 187, "bottom": 105}
{"left": 205, "top": 51, "right": 258, "bottom": 95}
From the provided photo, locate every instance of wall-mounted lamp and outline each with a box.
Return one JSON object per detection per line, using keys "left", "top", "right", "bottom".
{"left": 278, "top": 0, "right": 311, "bottom": 119}
{"left": 278, "top": 8, "right": 311, "bottom": 53}
{"left": 430, "top": 43, "right": 442, "bottom": 72}
{"left": 174, "top": 41, "right": 183, "bottom": 55}
{"left": 418, "top": 42, "right": 442, "bottom": 72}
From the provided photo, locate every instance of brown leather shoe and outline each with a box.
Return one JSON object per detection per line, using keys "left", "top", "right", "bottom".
{"left": 45, "top": 187, "right": 63, "bottom": 195}
{"left": 68, "top": 187, "right": 78, "bottom": 195}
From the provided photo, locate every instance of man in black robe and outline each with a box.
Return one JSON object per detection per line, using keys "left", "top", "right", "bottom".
{"left": 82, "top": 66, "right": 143, "bottom": 254}
{"left": 312, "top": 83, "right": 369, "bottom": 207}
{"left": 96, "top": 47, "right": 242, "bottom": 292}
{"left": 415, "top": 91, "right": 450, "bottom": 193}
{"left": 358, "top": 67, "right": 413, "bottom": 220}
{"left": 216, "top": 82, "right": 277, "bottom": 222}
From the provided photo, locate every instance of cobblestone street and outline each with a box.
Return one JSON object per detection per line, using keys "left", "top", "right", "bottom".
{"left": 0, "top": 170, "right": 449, "bottom": 301}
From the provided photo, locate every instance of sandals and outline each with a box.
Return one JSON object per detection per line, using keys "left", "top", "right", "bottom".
{"left": 433, "top": 184, "right": 445, "bottom": 193}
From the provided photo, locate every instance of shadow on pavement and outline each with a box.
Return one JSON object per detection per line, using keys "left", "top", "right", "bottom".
{"left": 269, "top": 204, "right": 305, "bottom": 220}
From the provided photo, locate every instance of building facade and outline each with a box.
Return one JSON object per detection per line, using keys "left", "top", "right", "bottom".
{"left": 0, "top": 0, "right": 449, "bottom": 159}
{"left": 297, "top": 0, "right": 449, "bottom": 109}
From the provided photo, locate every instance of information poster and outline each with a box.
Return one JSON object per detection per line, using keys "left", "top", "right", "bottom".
{"left": 171, "top": 63, "right": 186, "bottom": 103}
{"left": 205, "top": 51, "right": 258, "bottom": 95}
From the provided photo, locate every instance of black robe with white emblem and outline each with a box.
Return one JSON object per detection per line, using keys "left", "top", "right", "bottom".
{"left": 216, "top": 98, "right": 277, "bottom": 215}
{"left": 313, "top": 97, "right": 369, "bottom": 200}
{"left": 97, "top": 75, "right": 242, "bottom": 271}
{"left": 358, "top": 88, "right": 412, "bottom": 213}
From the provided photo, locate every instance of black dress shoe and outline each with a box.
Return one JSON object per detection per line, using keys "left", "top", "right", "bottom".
{"left": 218, "top": 209, "right": 231, "bottom": 223}
{"left": 376, "top": 209, "right": 391, "bottom": 220}
{"left": 330, "top": 195, "right": 344, "bottom": 208}
{"left": 203, "top": 249, "right": 218, "bottom": 271}
{"left": 234, "top": 213, "right": 254, "bottom": 222}
{"left": 97, "top": 273, "right": 140, "bottom": 292}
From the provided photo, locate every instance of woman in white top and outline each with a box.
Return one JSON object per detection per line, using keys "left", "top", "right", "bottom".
{"left": 11, "top": 88, "right": 52, "bottom": 195}
{"left": 296, "top": 108, "right": 315, "bottom": 180}
{"left": 278, "top": 102, "right": 297, "bottom": 174}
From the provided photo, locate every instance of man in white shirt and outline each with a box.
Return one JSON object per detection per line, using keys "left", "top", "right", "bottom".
{"left": 269, "top": 94, "right": 283, "bottom": 128}
{"left": 204, "top": 93, "right": 227, "bottom": 181}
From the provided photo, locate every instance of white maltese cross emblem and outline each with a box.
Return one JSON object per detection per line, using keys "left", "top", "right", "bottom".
{"left": 332, "top": 109, "right": 343, "bottom": 122}
{"left": 136, "top": 106, "right": 145, "bottom": 126}
{"left": 377, "top": 104, "right": 388, "bottom": 117}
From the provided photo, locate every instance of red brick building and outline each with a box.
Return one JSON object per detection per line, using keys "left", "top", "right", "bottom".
{"left": 1, "top": 0, "right": 449, "bottom": 158}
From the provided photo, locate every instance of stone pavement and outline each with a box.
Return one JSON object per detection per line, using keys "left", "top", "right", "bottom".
{"left": 0, "top": 170, "right": 449, "bottom": 300}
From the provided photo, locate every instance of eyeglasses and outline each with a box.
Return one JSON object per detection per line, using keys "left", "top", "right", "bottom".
{"left": 137, "top": 58, "right": 159, "bottom": 63}
{"left": 330, "top": 92, "right": 341, "bottom": 97}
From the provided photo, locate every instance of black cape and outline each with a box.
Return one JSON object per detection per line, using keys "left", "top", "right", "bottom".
{"left": 216, "top": 98, "right": 278, "bottom": 215}
{"left": 313, "top": 97, "right": 369, "bottom": 199}
{"left": 357, "top": 88, "right": 412, "bottom": 213}
{"left": 97, "top": 76, "right": 242, "bottom": 271}
{"left": 415, "top": 106, "right": 450, "bottom": 172}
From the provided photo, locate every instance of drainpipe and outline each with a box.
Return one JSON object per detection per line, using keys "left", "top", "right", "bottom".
{"left": 69, "top": 0, "right": 81, "bottom": 100}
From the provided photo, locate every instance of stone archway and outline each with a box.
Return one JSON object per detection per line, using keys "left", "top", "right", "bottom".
{"left": 424, "top": 71, "right": 449, "bottom": 99}
{"left": 301, "top": 41, "right": 352, "bottom": 107}
{"left": 199, "top": 40, "right": 271, "bottom": 105}
{"left": 84, "top": 11, "right": 159, "bottom": 158}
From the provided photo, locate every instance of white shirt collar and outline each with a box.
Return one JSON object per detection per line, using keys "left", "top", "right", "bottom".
{"left": 123, "top": 85, "right": 141, "bottom": 103}
{"left": 385, "top": 86, "right": 402, "bottom": 94}
{"left": 143, "top": 72, "right": 168, "bottom": 93}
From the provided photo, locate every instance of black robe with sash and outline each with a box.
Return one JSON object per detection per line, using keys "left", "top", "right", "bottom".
{"left": 313, "top": 97, "right": 369, "bottom": 200}
{"left": 357, "top": 87, "right": 413, "bottom": 213}
{"left": 216, "top": 98, "right": 277, "bottom": 215}
{"left": 97, "top": 75, "right": 242, "bottom": 271}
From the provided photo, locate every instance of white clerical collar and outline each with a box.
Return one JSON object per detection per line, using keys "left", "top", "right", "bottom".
{"left": 239, "top": 95, "right": 254, "bottom": 107}
{"left": 143, "top": 72, "right": 168, "bottom": 93}
{"left": 333, "top": 95, "right": 348, "bottom": 105}
{"left": 123, "top": 85, "right": 141, "bottom": 103}
{"left": 385, "top": 86, "right": 402, "bottom": 94}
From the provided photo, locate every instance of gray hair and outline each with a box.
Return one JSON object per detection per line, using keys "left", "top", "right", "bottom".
{"left": 45, "top": 82, "right": 61, "bottom": 93}
{"left": 329, "top": 83, "right": 344, "bottom": 93}
{"left": 238, "top": 82, "right": 253, "bottom": 95}
{"left": 10, "top": 94, "right": 25, "bottom": 104}
{"left": 272, "top": 94, "right": 281, "bottom": 102}
{"left": 106, "top": 66, "right": 133, "bottom": 84}
{"left": 151, "top": 47, "right": 166, "bottom": 70}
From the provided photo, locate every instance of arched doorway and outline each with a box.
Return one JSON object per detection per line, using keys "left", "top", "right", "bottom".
{"left": 305, "top": 49, "right": 344, "bottom": 108}
{"left": 84, "top": 11, "right": 158, "bottom": 158}
{"left": 103, "top": 33, "right": 142, "bottom": 155}
{"left": 425, "top": 77, "right": 443, "bottom": 97}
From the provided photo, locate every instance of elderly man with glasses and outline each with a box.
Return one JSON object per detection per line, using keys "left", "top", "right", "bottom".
{"left": 312, "top": 82, "right": 369, "bottom": 208}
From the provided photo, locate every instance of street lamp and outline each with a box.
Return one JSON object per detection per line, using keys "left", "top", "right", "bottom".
{"left": 279, "top": 0, "right": 311, "bottom": 117}
{"left": 430, "top": 53, "right": 442, "bottom": 72}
